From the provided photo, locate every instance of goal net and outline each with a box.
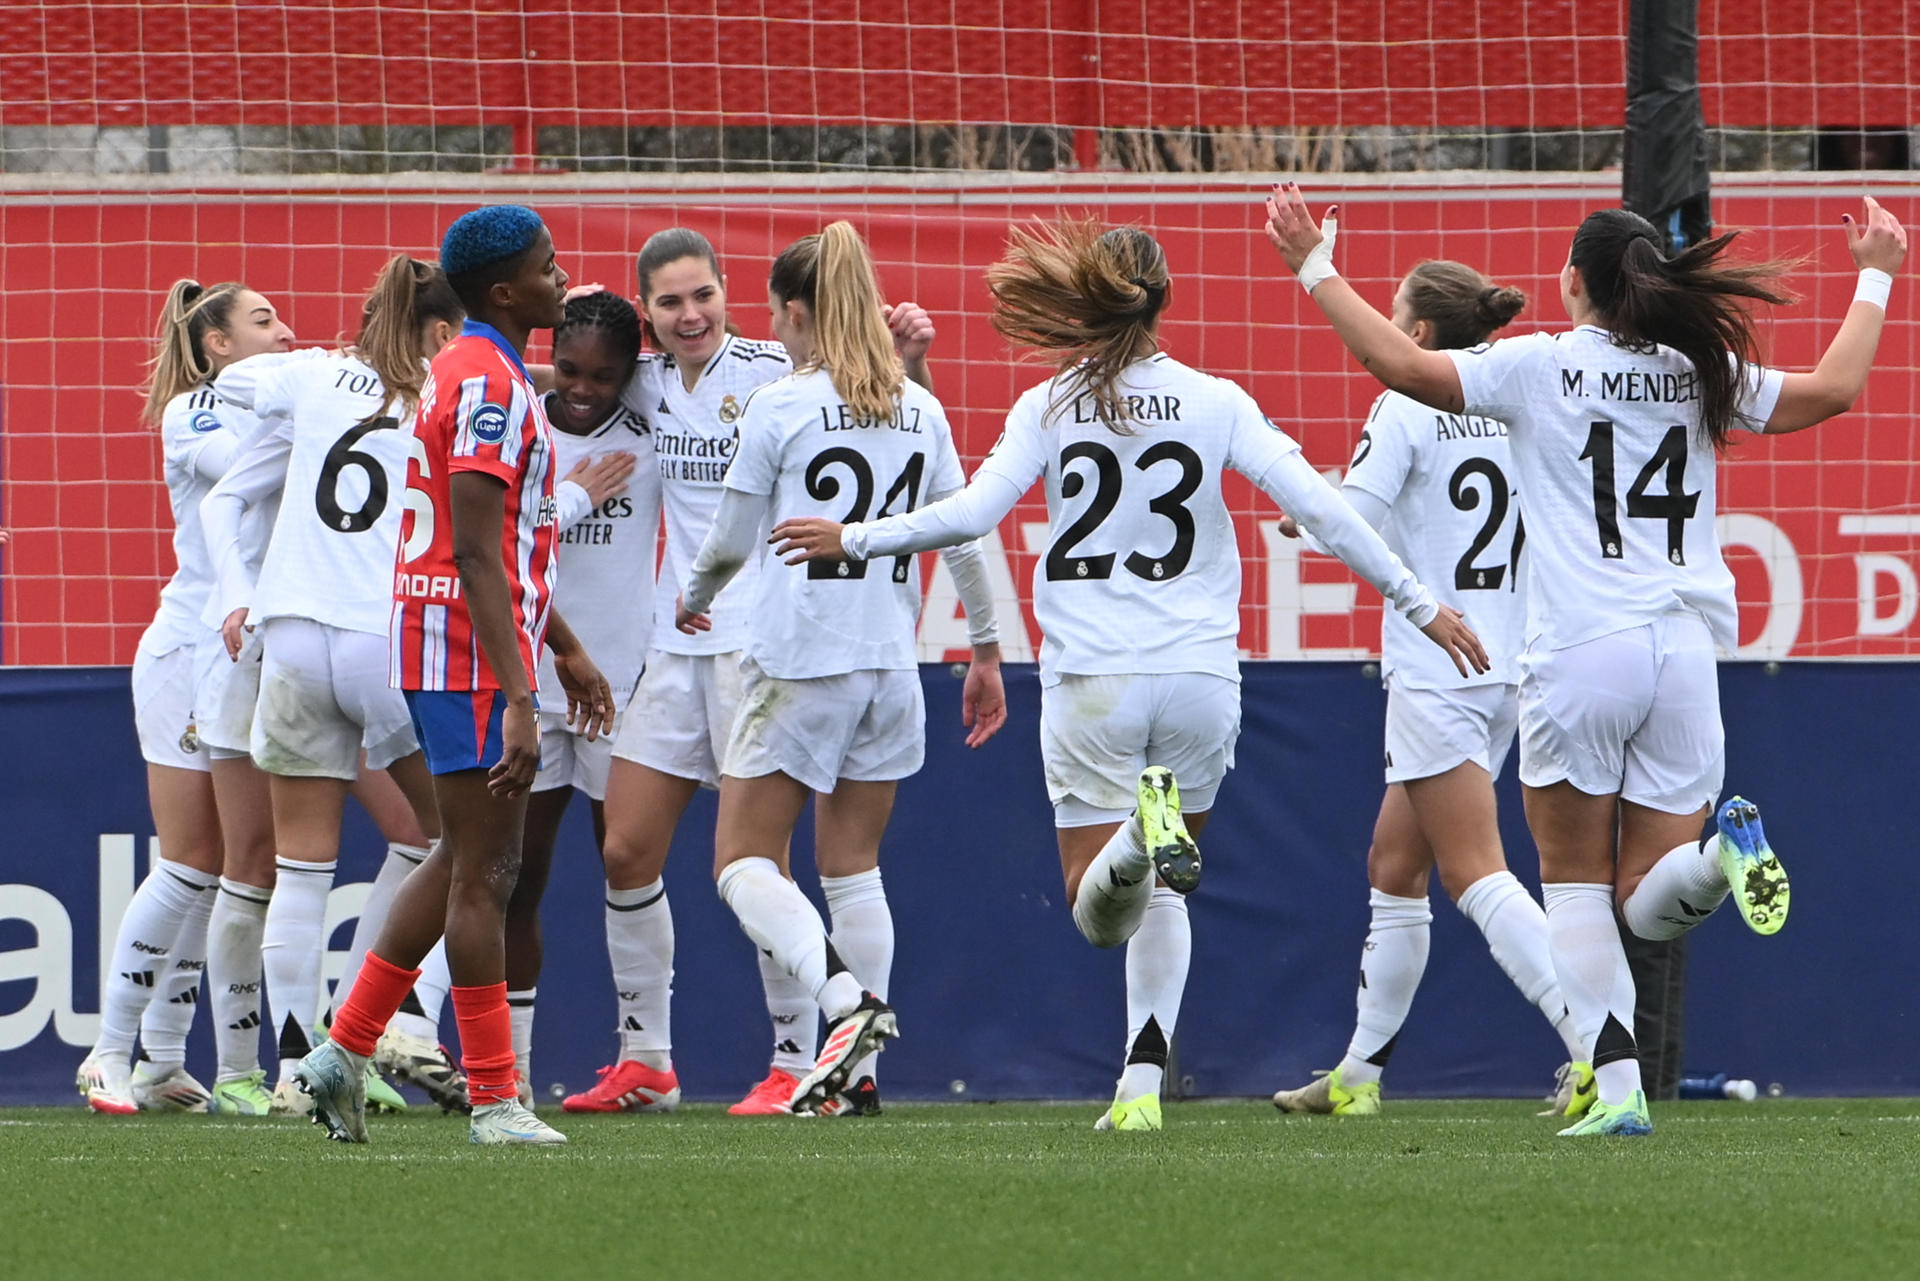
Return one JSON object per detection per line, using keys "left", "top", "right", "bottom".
{"left": 1, "top": 2, "right": 1914, "bottom": 663}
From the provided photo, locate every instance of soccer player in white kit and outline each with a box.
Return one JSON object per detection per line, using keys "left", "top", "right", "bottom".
{"left": 1267, "top": 182, "right": 1906, "bottom": 1135}
{"left": 77, "top": 280, "right": 293, "bottom": 1114}
{"left": 204, "top": 255, "right": 461, "bottom": 1113}
{"left": 677, "top": 221, "right": 1006, "bottom": 1116}
{"left": 511, "top": 291, "right": 657, "bottom": 1104}
{"left": 566, "top": 229, "right": 941, "bottom": 1116}
{"left": 1266, "top": 261, "right": 1593, "bottom": 1119}
{"left": 773, "top": 219, "right": 1485, "bottom": 1130}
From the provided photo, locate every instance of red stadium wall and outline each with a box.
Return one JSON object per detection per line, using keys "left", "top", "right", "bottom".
{"left": 2, "top": 2, "right": 1913, "bottom": 132}
{"left": 2, "top": 179, "right": 1916, "bottom": 665}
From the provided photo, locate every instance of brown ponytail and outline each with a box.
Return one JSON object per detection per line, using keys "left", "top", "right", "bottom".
{"left": 767, "top": 221, "right": 902, "bottom": 423}
{"left": 354, "top": 255, "right": 465, "bottom": 423}
{"left": 985, "top": 218, "right": 1167, "bottom": 430}
{"left": 1402, "top": 260, "right": 1526, "bottom": 350}
{"left": 1569, "top": 209, "right": 1795, "bottom": 450}
{"left": 143, "top": 279, "right": 245, "bottom": 426}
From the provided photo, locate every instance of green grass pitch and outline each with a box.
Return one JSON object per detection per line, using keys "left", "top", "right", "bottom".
{"left": 5, "top": 1099, "right": 1919, "bottom": 1280}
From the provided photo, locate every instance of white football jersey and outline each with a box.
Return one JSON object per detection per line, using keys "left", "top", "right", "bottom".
{"left": 212, "top": 350, "right": 416, "bottom": 637}
{"left": 143, "top": 384, "right": 256, "bottom": 655}
{"left": 1345, "top": 389, "right": 1525, "bottom": 689}
{"left": 536, "top": 398, "right": 660, "bottom": 705}
{"left": 1446, "top": 327, "right": 1783, "bottom": 652}
{"left": 619, "top": 333, "right": 791, "bottom": 656}
{"left": 723, "top": 368, "right": 964, "bottom": 680}
{"left": 976, "top": 356, "right": 1322, "bottom": 684}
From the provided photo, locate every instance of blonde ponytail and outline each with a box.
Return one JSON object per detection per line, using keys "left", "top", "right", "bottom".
{"left": 768, "top": 221, "right": 902, "bottom": 423}
{"left": 143, "top": 279, "right": 244, "bottom": 426}
{"left": 354, "top": 255, "right": 465, "bottom": 423}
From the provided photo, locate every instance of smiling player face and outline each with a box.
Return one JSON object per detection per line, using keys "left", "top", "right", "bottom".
{"left": 548, "top": 325, "right": 626, "bottom": 434}
{"left": 642, "top": 256, "right": 728, "bottom": 369}
{"left": 207, "top": 290, "right": 295, "bottom": 369}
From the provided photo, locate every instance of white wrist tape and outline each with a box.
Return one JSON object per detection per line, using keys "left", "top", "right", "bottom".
{"left": 1855, "top": 267, "right": 1893, "bottom": 311}
{"left": 1297, "top": 214, "right": 1340, "bottom": 294}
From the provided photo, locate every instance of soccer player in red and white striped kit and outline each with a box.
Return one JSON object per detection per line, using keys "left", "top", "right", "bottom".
{"left": 295, "top": 205, "right": 613, "bottom": 1146}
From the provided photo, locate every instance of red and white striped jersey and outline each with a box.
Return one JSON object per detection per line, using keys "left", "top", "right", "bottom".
{"left": 390, "top": 322, "right": 559, "bottom": 692}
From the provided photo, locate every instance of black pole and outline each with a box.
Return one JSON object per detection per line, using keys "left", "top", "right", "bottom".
{"left": 1618, "top": 0, "right": 1709, "bottom": 1102}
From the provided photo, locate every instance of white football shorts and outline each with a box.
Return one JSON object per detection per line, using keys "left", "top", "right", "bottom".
{"left": 251, "top": 617, "right": 418, "bottom": 780}
{"left": 612, "top": 649, "right": 747, "bottom": 790}
{"left": 1517, "top": 609, "right": 1724, "bottom": 815}
{"left": 1040, "top": 671, "right": 1241, "bottom": 827}
{"left": 1383, "top": 678, "right": 1519, "bottom": 785}
{"left": 196, "top": 626, "right": 263, "bottom": 760}
{"left": 131, "top": 639, "right": 213, "bottom": 772}
{"left": 722, "top": 660, "right": 925, "bottom": 795}
{"left": 534, "top": 708, "right": 616, "bottom": 801}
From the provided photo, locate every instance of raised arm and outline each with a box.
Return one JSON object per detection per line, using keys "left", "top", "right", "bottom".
{"left": 1263, "top": 183, "right": 1467, "bottom": 413}
{"left": 1764, "top": 197, "right": 1907, "bottom": 434}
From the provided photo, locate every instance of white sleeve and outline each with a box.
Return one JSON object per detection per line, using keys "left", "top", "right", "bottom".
{"left": 1443, "top": 333, "right": 1555, "bottom": 423}
{"left": 843, "top": 396, "right": 1049, "bottom": 561}
{"left": 1341, "top": 393, "right": 1417, "bottom": 508}
{"left": 1734, "top": 361, "right": 1786, "bottom": 434}
{"left": 552, "top": 480, "right": 595, "bottom": 531}
{"left": 200, "top": 418, "right": 295, "bottom": 618}
{"left": 1244, "top": 447, "right": 1438, "bottom": 627}
{"left": 683, "top": 487, "right": 771, "bottom": 616}
{"left": 922, "top": 418, "right": 997, "bottom": 645}
{"left": 214, "top": 350, "right": 311, "bottom": 418}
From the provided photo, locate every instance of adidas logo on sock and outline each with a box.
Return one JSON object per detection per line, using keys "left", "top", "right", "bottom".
{"left": 1108, "top": 867, "right": 1140, "bottom": 889}
{"left": 121, "top": 970, "right": 156, "bottom": 988}
{"left": 623, "top": 1017, "right": 645, "bottom": 1032}
{"left": 228, "top": 1013, "right": 261, "bottom": 1031}
{"left": 776, "top": 1039, "right": 802, "bottom": 1055}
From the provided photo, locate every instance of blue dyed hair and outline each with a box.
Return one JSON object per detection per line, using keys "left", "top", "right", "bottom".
{"left": 440, "top": 205, "right": 544, "bottom": 278}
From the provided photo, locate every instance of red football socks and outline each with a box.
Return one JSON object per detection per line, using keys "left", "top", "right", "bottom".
{"left": 452, "top": 982, "right": 518, "bottom": 1106}
{"left": 329, "top": 951, "right": 421, "bottom": 1058}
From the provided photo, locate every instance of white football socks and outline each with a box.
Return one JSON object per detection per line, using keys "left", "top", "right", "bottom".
{"left": 1117, "top": 886, "right": 1190, "bottom": 1103}
{"left": 1457, "top": 870, "right": 1586, "bottom": 1062}
{"left": 208, "top": 878, "right": 272, "bottom": 1083}
{"left": 758, "top": 950, "right": 819, "bottom": 1077}
{"left": 137, "top": 872, "right": 214, "bottom": 1066}
{"left": 261, "top": 857, "right": 335, "bottom": 1080}
{"left": 717, "top": 857, "right": 861, "bottom": 1021}
{"left": 1621, "top": 838, "right": 1728, "bottom": 941}
{"left": 336, "top": 842, "right": 430, "bottom": 1009}
{"left": 1071, "top": 817, "right": 1153, "bottom": 948}
{"left": 606, "top": 879, "right": 674, "bottom": 1071}
{"left": 94, "top": 858, "right": 217, "bottom": 1062}
{"left": 1337, "top": 888, "right": 1432, "bottom": 1088}
{"left": 508, "top": 987, "right": 536, "bottom": 1093}
{"left": 387, "top": 940, "right": 450, "bottom": 1043}
{"left": 1543, "top": 882, "right": 1642, "bottom": 1104}
{"left": 823, "top": 868, "right": 892, "bottom": 1087}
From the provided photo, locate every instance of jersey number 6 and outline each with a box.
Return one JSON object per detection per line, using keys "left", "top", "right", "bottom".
{"left": 317, "top": 415, "right": 399, "bottom": 534}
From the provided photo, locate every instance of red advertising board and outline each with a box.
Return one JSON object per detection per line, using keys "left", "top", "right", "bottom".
{"left": 1, "top": 177, "right": 1915, "bottom": 663}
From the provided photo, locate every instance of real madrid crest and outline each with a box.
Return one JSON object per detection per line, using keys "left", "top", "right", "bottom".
{"left": 718, "top": 394, "right": 741, "bottom": 424}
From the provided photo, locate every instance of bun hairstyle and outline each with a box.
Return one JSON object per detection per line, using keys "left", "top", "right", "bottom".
{"left": 143, "top": 278, "right": 247, "bottom": 426}
{"left": 985, "top": 218, "right": 1170, "bottom": 430}
{"left": 767, "top": 221, "right": 903, "bottom": 423}
{"left": 354, "top": 255, "right": 465, "bottom": 423}
{"left": 1568, "top": 208, "right": 1794, "bottom": 451}
{"left": 1401, "top": 260, "right": 1527, "bottom": 351}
